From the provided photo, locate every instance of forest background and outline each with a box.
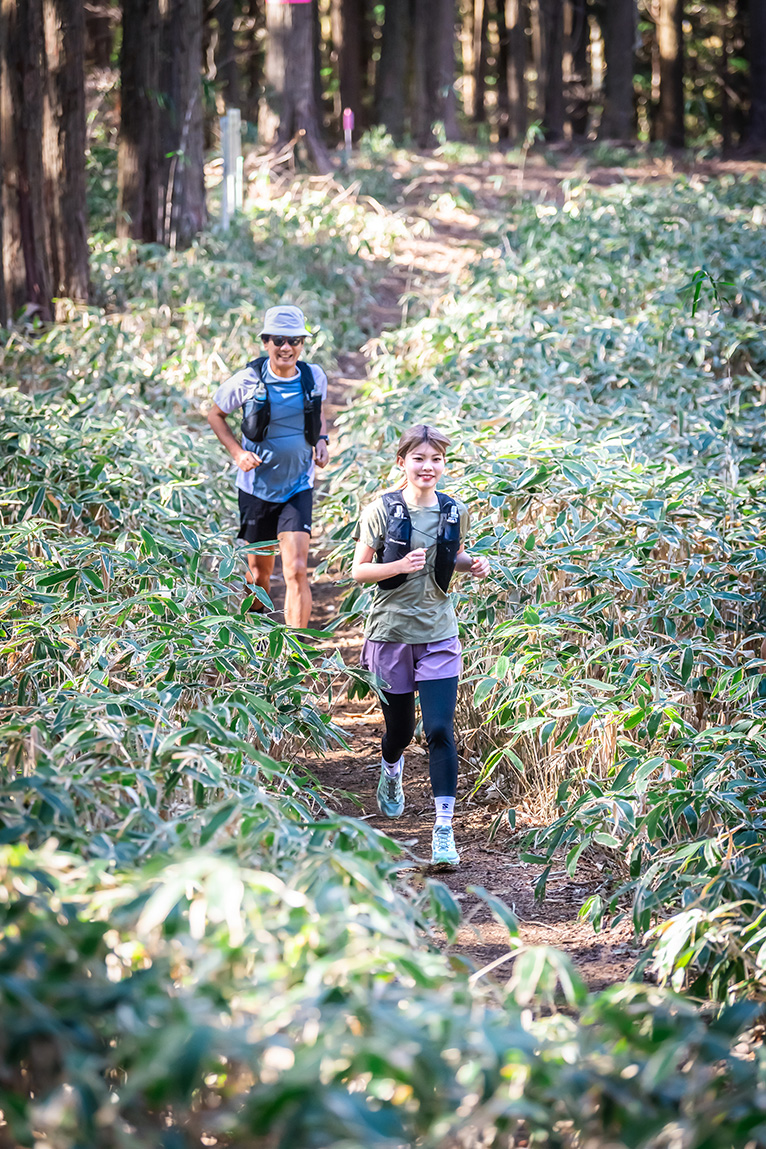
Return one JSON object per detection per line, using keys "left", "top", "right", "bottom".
{"left": 3, "top": 0, "right": 766, "bottom": 316}
{"left": 3, "top": 1, "right": 766, "bottom": 1147}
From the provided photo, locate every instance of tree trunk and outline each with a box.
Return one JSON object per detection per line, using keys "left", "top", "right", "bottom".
{"left": 245, "top": 0, "right": 263, "bottom": 123}
{"left": 0, "top": 0, "right": 7, "bottom": 326}
{"left": 260, "top": 0, "right": 331, "bottom": 171}
{"left": 0, "top": 0, "right": 89, "bottom": 324}
{"left": 746, "top": 0, "right": 766, "bottom": 147}
{"left": 42, "top": 0, "right": 90, "bottom": 307}
{"left": 85, "top": 2, "right": 113, "bottom": 66}
{"left": 438, "top": 0, "right": 460, "bottom": 139}
{"left": 473, "top": 0, "right": 490, "bottom": 123}
{"left": 118, "top": 0, "right": 206, "bottom": 246}
{"left": 216, "top": 0, "right": 240, "bottom": 109}
{"left": 504, "top": 0, "right": 528, "bottom": 141}
{"left": 656, "top": 0, "right": 684, "bottom": 145}
{"left": 118, "top": 0, "right": 161, "bottom": 241}
{"left": 1, "top": 0, "right": 52, "bottom": 321}
{"left": 719, "top": 1, "right": 730, "bottom": 151}
{"left": 601, "top": 0, "right": 636, "bottom": 138}
{"left": 312, "top": 0, "right": 323, "bottom": 129}
{"left": 258, "top": 0, "right": 286, "bottom": 145}
{"left": 336, "top": 0, "right": 365, "bottom": 130}
{"left": 496, "top": 0, "right": 511, "bottom": 138}
{"left": 538, "top": 0, "right": 564, "bottom": 138}
{"left": 412, "top": 0, "right": 459, "bottom": 146}
{"left": 375, "top": 0, "right": 410, "bottom": 140}
{"left": 158, "top": 0, "right": 207, "bottom": 246}
{"left": 567, "top": 0, "right": 589, "bottom": 137}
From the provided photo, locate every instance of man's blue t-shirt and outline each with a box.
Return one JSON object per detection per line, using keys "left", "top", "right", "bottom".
{"left": 213, "top": 360, "right": 327, "bottom": 503}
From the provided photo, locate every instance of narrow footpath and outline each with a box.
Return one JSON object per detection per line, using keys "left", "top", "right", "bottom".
{"left": 276, "top": 169, "right": 639, "bottom": 990}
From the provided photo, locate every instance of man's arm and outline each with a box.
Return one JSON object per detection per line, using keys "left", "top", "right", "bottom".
{"left": 207, "top": 403, "right": 261, "bottom": 472}
{"left": 313, "top": 369, "right": 329, "bottom": 467}
{"left": 314, "top": 407, "right": 329, "bottom": 467}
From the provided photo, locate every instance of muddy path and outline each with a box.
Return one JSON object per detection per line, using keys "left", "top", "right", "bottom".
{"left": 266, "top": 173, "right": 642, "bottom": 990}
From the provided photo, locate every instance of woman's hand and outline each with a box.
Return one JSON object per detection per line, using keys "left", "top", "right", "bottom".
{"left": 469, "top": 555, "right": 491, "bottom": 579}
{"left": 399, "top": 547, "right": 427, "bottom": 574}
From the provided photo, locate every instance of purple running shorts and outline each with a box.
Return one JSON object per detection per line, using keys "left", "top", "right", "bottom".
{"left": 360, "top": 635, "right": 462, "bottom": 694}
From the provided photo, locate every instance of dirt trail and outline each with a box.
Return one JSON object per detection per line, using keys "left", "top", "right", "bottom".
{"left": 276, "top": 171, "right": 639, "bottom": 990}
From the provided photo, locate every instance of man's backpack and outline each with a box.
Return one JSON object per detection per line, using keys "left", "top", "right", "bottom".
{"left": 241, "top": 357, "right": 322, "bottom": 447}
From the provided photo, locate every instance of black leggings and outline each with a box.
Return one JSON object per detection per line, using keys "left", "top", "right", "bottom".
{"left": 380, "top": 677, "right": 459, "bottom": 799}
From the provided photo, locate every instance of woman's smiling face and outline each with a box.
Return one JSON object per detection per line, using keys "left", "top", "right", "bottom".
{"left": 397, "top": 442, "right": 446, "bottom": 493}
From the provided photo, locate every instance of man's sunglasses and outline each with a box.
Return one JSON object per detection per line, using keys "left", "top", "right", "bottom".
{"left": 264, "top": 335, "right": 305, "bottom": 348}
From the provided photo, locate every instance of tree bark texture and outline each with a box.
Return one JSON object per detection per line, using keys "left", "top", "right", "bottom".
{"left": 538, "top": 0, "right": 564, "bottom": 138}
{"left": 258, "top": 0, "right": 286, "bottom": 144}
{"left": 245, "top": 0, "right": 263, "bottom": 122}
{"left": 412, "top": 0, "right": 436, "bottom": 145}
{"left": 0, "top": 0, "right": 6, "bottom": 326}
{"left": 437, "top": 0, "right": 460, "bottom": 139}
{"left": 656, "top": 0, "right": 684, "bottom": 145}
{"left": 119, "top": 0, "right": 206, "bottom": 246}
{"left": 504, "top": 0, "right": 528, "bottom": 141}
{"left": 412, "top": 0, "right": 460, "bottom": 146}
{"left": 601, "top": 0, "right": 636, "bottom": 138}
{"left": 159, "top": 0, "right": 207, "bottom": 246}
{"left": 375, "top": 0, "right": 410, "bottom": 139}
{"left": 85, "top": 2, "right": 113, "bottom": 66}
{"left": 746, "top": 0, "right": 766, "bottom": 146}
{"left": 473, "top": 0, "right": 490, "bottom": 122}
{"left": 567, "top": 0, "right": 589, "bottom": 136}
{"left": 1, "top": 0, "right": 50, "bottom": 321}
{"left": 336, "top": 0, "right": 365, "bottom": 130}
{"left": 42, "top": 0, "right": 90, "bottom": 307}
{"left": 1, "top": 0, "right": 89, "bottom": 323}
{"left": 215, "top": 0, "right": 240, "bottom": 109}
{"left": 496, "top": 0, "right": 511, "bottom": 137}
{"left": 117, "top": 0, "right": 160, "bottom": 240}
{"left": 259, "top": 0, "right": 330, "bottom": 171}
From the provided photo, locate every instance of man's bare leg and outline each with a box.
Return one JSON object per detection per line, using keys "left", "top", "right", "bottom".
{"left": 278, "top": 530, "right": 311, "bottom": 628}
{"left": 246, "top": 549, "right": 276, "bottom": 609}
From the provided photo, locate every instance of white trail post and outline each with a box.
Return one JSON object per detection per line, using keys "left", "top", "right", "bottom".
{"left": 220, "top": 107, "right": 243, "bottom": 230}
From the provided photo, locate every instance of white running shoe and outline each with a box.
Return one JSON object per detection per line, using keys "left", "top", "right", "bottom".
{"left": 431, "top": 823, "right": 460, "bottom": 866}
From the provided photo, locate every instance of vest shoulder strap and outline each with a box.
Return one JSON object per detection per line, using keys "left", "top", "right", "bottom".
{"left": 246, "top": 356, "right": 268, "bottom": 379}
{"left": 436, "top": 491, "right": 458, "bottom": 515}
{"left": 296, "top": 360, "right": 316, "bottom": 398}
{"left": 381, "top": 490, "right": 409, "bottom": 516}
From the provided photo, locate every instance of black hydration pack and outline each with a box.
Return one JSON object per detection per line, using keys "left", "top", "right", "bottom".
{"left": 240, "top": 357, "right": 322, "bottom": 447}
{"left": 376, "top": 490, "right": 461, "bottom": 593}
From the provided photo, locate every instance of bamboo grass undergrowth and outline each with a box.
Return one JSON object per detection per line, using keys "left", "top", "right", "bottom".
{"left": 2, "top": 169, "right": 766, "bottom": 1146}
{"left": 326, "top": 173, "right": 766, "bottom": 1003}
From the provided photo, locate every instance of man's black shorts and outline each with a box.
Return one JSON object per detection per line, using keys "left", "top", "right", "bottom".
{"left": 237, "top": 488, "right": 313, "bottom": 544}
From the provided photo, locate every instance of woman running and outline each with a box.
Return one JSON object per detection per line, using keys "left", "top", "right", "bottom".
{"left": 352, "top": 425, "right": 490, "bottom": 866}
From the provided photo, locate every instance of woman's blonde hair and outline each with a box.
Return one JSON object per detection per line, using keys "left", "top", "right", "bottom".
{"left": 396, "top": 424, "right": 451, "bottom": 461}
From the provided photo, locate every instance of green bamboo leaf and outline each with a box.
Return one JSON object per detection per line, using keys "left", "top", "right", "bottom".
{"left": 180, "top": 525, "right": 200, "bottom": 551}
{"left": 473, "top": 677, "right": 498, "bottom": 706}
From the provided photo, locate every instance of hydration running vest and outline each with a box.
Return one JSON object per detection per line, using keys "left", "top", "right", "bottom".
{"left": 376, "top": 490, "right": 462, "bottom": 593}
{"left": 240, "top": 357, "right": 323, "bottom": 447}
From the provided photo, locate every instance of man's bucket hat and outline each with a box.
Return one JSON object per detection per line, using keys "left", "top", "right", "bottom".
{"left": 260, "top": 305, "right": 310, "bottom": 338}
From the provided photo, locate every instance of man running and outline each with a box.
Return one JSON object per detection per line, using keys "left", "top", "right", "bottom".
{"left": 207, "top": 305, "right": 329, "bottom": 627}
